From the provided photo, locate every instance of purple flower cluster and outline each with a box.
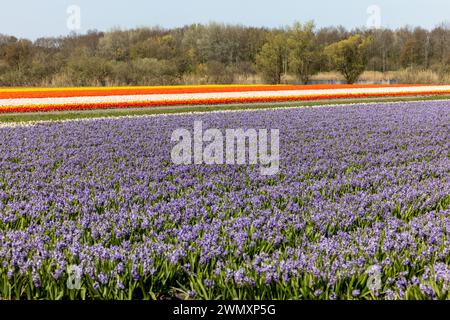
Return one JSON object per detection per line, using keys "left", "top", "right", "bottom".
{"left": 0, "top": 100, "right": 449, "bottom": 299}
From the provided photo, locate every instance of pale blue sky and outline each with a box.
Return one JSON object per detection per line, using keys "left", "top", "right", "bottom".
{"left": 1, "top": 0, "right": 449, "bottom": 40}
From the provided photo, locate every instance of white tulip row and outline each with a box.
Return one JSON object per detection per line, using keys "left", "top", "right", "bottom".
{"left": 1, "top": 85, "right": 450, "bottom": 107}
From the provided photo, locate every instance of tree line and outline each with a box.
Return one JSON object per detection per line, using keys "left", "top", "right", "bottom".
{"left": 0, "top": 21, "right": 449, "bottom": 86}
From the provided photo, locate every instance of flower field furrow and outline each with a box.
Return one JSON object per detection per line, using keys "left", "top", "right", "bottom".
{"left": 1, "top": 91, "right": 450, "bottom": 114}
{"left": 0, "top": 85, "right": 450, "bottom": 113}
{"left": 0, "top": 84, "right": 430, "bottom": 99}
{"left": 0, "top": 100, "right": 449, "bottom": 300}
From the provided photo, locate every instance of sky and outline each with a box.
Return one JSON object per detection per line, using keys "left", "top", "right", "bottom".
{"left": 1, "top": 0, "right": 449, "bottom": 40}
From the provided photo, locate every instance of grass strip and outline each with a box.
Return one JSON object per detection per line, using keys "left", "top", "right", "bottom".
{"left": 1, "top": 94, "right": 450, "bottom": 123}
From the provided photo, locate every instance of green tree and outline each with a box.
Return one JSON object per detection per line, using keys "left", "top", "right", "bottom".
{"left": 325, "top": 35, "right": 373, "bottom": 84}
{"left": 288, "top": 21, "right": 322, "bottom": 84}
{"left": 67, "top": 47, "right": 112, "bottom": 86}
{"left": 98, "top": 30, "right": 130, "bottom": 61}
{"left": 256, "top": 33, "right": 288, "bottom": 84}
{"left": 3, "top": 39, "right": 33, "bottom": 71}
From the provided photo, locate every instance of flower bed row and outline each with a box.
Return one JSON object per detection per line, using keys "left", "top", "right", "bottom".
{"left": 1, "top": 90, "right": 450, "bottom": 113}
{"left": 0, "top": 84, "right": 429, "bottom": 99}
{"left": 0, "top": 101, "right": 449, "bottom": 299}
{"left": 1, "top": 84, "right": 450, "bottom": 113}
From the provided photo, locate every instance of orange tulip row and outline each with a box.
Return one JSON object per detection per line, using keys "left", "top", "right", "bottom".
{"left": 1, "top": 89, "right": 449, "bottom": 114}
{"left": 0, "top": 84, "right": 429, "bottom": 99}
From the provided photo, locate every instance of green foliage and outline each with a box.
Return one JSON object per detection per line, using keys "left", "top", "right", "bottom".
{"left": 288, "top": 21, "right": 323, "bottom": 84}
{"left": 203, "top": 61, "right": 236, "bottom": 84}
{"left": 127, "top": 58, "right": 179, "bottom": 85}
{"left": 0, "top": 22, "right": 450, "bottom": 86}
{"left": 98, "top": 31, "right": 131, "bottom": 61}
{"left": 67, "top": 48, "right": 112, "bottom": 86}
{"left": 256, "top": 33, "right": 288, "bottom": 84}
{"left": 325, "top": 35, "right": 373, "bottom": 84}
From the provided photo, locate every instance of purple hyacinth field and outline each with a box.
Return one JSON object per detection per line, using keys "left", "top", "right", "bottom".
{"left": 0, "top": 101, "right": 449, "bottom": 300}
